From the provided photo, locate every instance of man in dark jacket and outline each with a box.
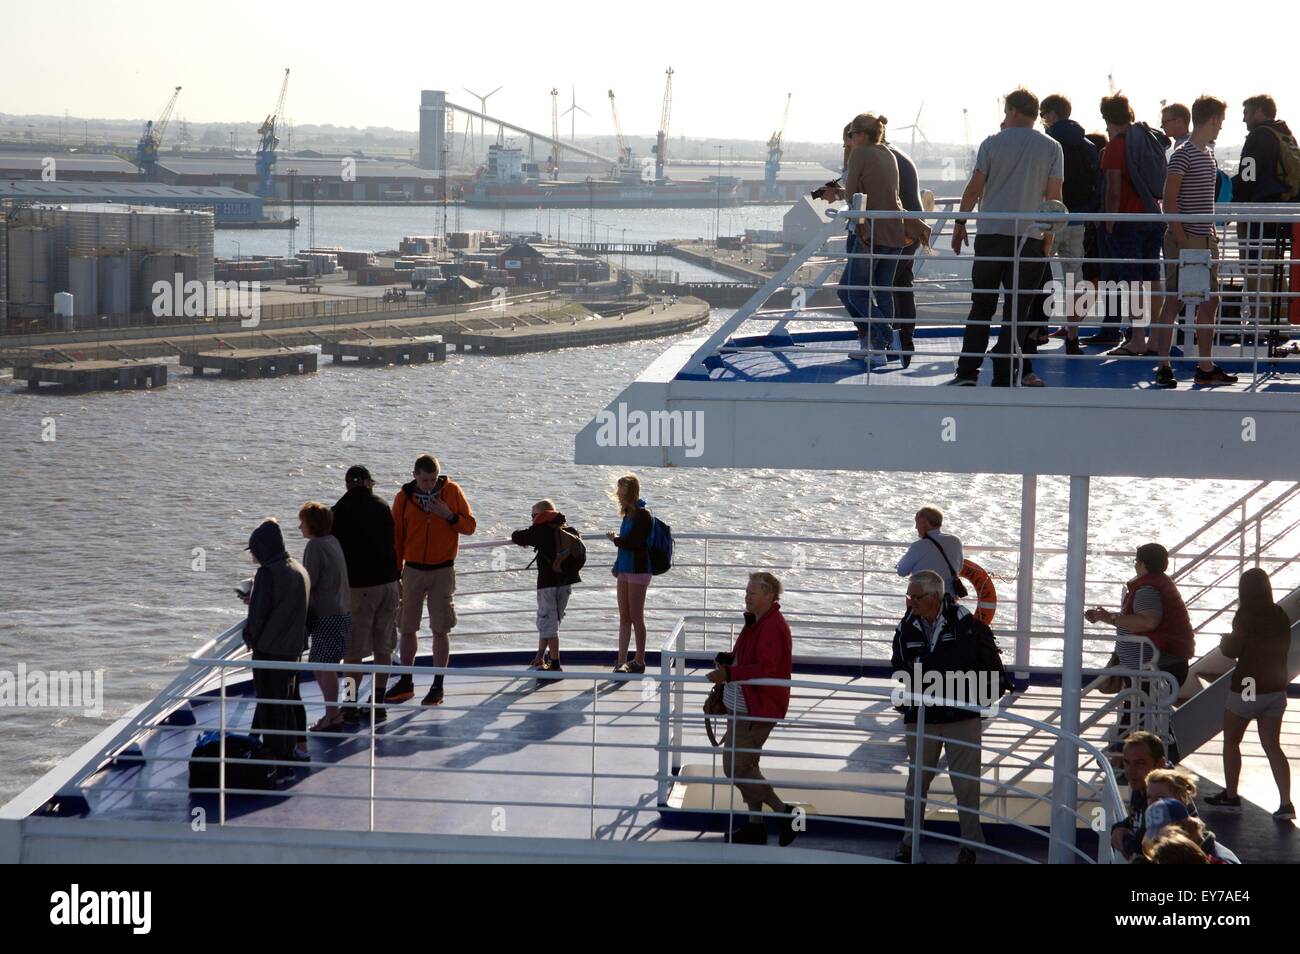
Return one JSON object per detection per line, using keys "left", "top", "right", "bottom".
{"left": 1233, "top": 94, "right": 1296, "bottom": 326}
{"left": 511, "top": 499, "right": 583, "bottom": 678}
{"left": 891, "top": 570, "right": 992, "bottom": 863}
{"left": 332, "top": 465, "right": 401, "bottom": 719}
{"left": 244, "top": 518, "right": 311, "bottom": 764}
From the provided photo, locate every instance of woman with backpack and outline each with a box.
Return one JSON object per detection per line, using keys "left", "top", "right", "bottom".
{"left": 607, "top": 473, "right": 652, "bottom": 674}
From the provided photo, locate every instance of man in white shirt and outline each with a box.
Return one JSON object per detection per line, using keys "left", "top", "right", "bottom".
{"left": 896, "top": 506, "right": 964, "bottom": 595}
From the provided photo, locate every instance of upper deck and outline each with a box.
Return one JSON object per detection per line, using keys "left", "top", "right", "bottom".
{"left": 577, "top": 204, "right": 1300, "bottom": 480}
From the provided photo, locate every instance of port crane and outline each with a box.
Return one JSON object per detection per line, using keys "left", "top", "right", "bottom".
{"left": 608, "top": 89, "right": 634, "bottom": 176}
{"left": 762, "top": 92, "right": 791, "bottom": 201}
{"left": 255, "top": 68, "right": 290, "bottom": 198}
{"left": 651, "top": 67, "right": 673, "bottom": 182}
{"left": 549, "top": 87, "right": 561, "bottom": 177}
{"left": 136, "top": 86, "right": 181, "bottom": 180}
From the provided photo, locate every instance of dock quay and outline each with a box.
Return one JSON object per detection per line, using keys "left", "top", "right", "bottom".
{"left": 443, "top": 298, "right": 709, "bottom": 355}
{"left": 322, "top": 338, "right": 447, "bottom": 365}
{"left": 182, "top": 348, "right": 318, "bottom": 379}
{"left": 15, "top": 358, "right": 168, "bottom": 392}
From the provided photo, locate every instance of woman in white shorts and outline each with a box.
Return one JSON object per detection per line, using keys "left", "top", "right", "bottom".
{"left": 1206, "top": 568, "right": 1293, "bottom": 818}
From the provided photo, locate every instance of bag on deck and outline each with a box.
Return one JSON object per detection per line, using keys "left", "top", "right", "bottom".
{"left": 188, "top": 731, "right": 277, "bottom": 792}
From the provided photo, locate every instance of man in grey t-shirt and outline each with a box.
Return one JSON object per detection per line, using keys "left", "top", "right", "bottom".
{"left": 896, "top": 506, "right": 964, "bottom": 596}
{"left": 949, "top": 88, "right": 1064, "bottom": 387}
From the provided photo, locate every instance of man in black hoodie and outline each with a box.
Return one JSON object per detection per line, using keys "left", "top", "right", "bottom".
{"left": 512, "top": 499, "right": 583, "bottom": 678}
{"left": 243, "top": 518, "right": 311, "bottom": 764}
{"left": 1039, "top": 94, "right": 1099, "bottom": 355}
{"left": 331, "top": 465, "right": 399, "bottom": 722}
{"left": 1233, "top": 95, "right": 1297, "bottom": 327}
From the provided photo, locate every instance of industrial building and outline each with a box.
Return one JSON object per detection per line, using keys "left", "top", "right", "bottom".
{"left": 0, "top": 181, "right": 263, "bottom": 224}
{"left": 1, "top": 203, "right": 214, "bottom": 331}
{"left": 156, "top": 156, "right": 443, "bottom": 200}
{"left": 0, "top": 150, "right": 142, "bottom": 182}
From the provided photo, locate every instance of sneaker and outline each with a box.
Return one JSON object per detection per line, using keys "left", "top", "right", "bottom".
{"left": 1194, "top": 365, "right": 1238, "bottom": 386}
{"left": 1021, "top": 373, "right": 1046, "bottom": 388}
{"left": 1203, "top": 791, "right": 1242, "bottom": 807}
{"left": 1274, "top": 803, "right": 1296, "bottom": 821}
{"left": 894, "top": 843, "right": 912, "bottom": 863}
{"left": 625, "top": 659, "right": 646, "bottom": 674}
{"left": 1064, "top": 338, "right": 1083, "bottom": 356}
{"left": 537, "top": 660, "right": 564, "bottom": 686}
{"left": 613, "top": 662, "right": 633, "bottom": 674}
{"left": 1154, "top": 365, "right": 1177, "bottom": 389}
{"left": 957, "top": 847, "right": 977, "bottom": 865}
{"left": 384, "top": 675, "right": 414, "bottom": 704}
{"left": 726, "top": 822, "right": 768, "bottom": 846}
{"left": 945, "top": 376, "right": 977, "bottom": 387}
{"left": 422, "top": 684, "right": 444, "bottom": 706}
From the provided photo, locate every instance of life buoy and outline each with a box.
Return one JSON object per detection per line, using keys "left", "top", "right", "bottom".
{"left": 959, "top": 559, "right": 997, "bottom": 625}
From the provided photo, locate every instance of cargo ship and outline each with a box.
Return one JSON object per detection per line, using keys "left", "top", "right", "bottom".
{"left": 463, "top": 143, "right": 741, "bottom": 209}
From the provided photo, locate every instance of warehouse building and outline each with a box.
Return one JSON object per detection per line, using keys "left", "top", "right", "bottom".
{"left": 0, "top": 181, "right": 263, "bottom": 224}
{"left": 157, "top": 156, "right": 444, "bottom": 200}
{"left": 0, "top": 149, "right": 142, "bottom": 182}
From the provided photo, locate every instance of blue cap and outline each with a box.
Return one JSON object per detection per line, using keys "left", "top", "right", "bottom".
{"left": 1144, "top": 797, "right": 1190, "bottom": 836}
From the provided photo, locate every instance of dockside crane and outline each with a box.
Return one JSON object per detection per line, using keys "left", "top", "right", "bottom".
{"left": 255, "top": 68, "right": 290, "bottom": 198}
{"left": 549, "top": 87, "right": 561, "bottom": 178}
{"left": 136, "top": 86, "right": 181, "bottom": 180}
{"left": 762, "top": 92, "right": 791, "bottom": 201}
{"left": 651, "top": 67, "right": 673, "bottom": 182}
{"left": 608, "top": 89, "right": 633, "bottom": 175}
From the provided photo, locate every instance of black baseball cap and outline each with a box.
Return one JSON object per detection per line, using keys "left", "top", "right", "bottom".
{"left": 345, "top": 465, "right": 373, "bottom": 486}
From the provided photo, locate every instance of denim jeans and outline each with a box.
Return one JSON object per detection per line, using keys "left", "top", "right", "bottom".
{"left": 838, "top": 232, "right": 900, "bottom": 352}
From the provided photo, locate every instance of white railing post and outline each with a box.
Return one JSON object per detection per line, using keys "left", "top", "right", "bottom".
{"left": 657, "top": 654, "right": 672, "bottom": 804}
{"left": 703, "top": 538, "right": 710, "bottom": 651}
{"left": 910, "top": 702, "right": 926, "bottom": 863}
{"left": 591, "top": 676, "right": 599, "bottom": 839}
{"left": 1016, "top": 475, "right": 1037, "bottom": 671}
{"left": 218, "top": 665, "right": 227, "bottom": 827}
{"left": 369, "top": 663, "right": 377, "bottom": 833}
{"left": 671, "top": 623, "right": 686, "bottom": 778}
{"left": 1050, "top": 475, "right": 1090, "bottom": 864}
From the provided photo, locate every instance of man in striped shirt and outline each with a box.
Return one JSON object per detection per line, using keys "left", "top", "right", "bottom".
{"left": 1152, "top": 96, "right": 1236, "bottom": 387}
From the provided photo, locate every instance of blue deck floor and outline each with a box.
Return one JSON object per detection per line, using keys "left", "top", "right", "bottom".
{"left": 689, "top": 325, "right": 1300, "bottom": 391}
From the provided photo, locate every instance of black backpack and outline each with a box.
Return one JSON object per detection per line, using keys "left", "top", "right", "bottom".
{"left": 647, "top": 515, "right": 673, "bottom": 575}
{"left": 1062, "top": 140, "right": 1101, "bottom": 212}
{"left": 188, "top": 731, "right": 277, "bottom": 792}
{"left": 551, "top": 523, "right": 587, "bottom": 575}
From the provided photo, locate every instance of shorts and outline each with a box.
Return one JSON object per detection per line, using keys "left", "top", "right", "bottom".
{"left": 537, "top": 585, "right": 572, "bottom": 639}
{"left": 308, "top": 612, "right": 351, "bottom": 664}
{"left": 1052, "top": 224, "right": 1087, "bottom": 284}
{"left": 1225, "top": 689, "right": 1287, "bottom": 720}
{"left": 618, "top": 572, "right": 652, "bottom": 586}
{"left": 1164, "top": 232, "right": 1219, "bottom": 290}
{"left": 399, "top": 564, "right": 457, "bottom": 636}
{"left": 1103, "top": 221, "right": 1165, "bottom": 284}
{"left": 348, "top": 582, "right": 398, "bottom": 659}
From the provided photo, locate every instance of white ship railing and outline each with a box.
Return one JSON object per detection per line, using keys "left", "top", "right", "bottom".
{"left": 64, "top": 639, "right": 1127, "bottom": 864}
{"left": 677, "top": 202, "right": 1300, "bottom": 389}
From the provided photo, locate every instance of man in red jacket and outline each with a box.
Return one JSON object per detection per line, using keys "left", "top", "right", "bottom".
{"left": 708, "top": 571, "right": 799, "bottom": 847}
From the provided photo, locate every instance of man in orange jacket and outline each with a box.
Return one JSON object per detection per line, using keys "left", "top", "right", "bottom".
{"left": 386, "top": 454, "right": 476, "bottom": 706}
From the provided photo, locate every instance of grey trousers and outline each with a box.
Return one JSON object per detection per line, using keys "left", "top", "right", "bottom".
{"left": 900, "top": 716, "right": 986, "bottom": 848}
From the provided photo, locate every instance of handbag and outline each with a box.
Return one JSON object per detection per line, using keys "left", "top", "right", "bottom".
{"left": 904, "top": 217, "right": 933, "bottom": 248}
{"left": 925, "top": 535, "right": 968, "bottom": 598}
{"left": 1097, "top": 652, "right": 1125, "bottom": 694}
{"left": 703, "top": 652, "right": 735, "bottom": 747}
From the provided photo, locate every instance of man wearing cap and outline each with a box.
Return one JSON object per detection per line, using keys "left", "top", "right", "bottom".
{"left": 331, "top": 465, "right": 400, "bottom": 723}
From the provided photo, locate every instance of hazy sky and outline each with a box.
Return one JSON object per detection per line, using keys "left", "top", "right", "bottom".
{"left": 5, "top": 0, "right": 1296, "bottom": 146}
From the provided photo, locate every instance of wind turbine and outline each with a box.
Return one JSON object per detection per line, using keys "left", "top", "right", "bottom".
{"left": 561, "top": 86, "right": 589, "bottom": 143}
{"left": 896, "top": 103, "right": 930, "bottom": 160}
{"left": 462, "top": 86, "right": 502, "bottom": 158}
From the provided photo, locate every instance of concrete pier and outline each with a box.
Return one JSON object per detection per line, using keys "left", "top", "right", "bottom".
{"left": 183, "top": 348, "right": 317, "bottom": 379}
{"left": 442, "top": 299, "right": 709, "bottom": 356}
{"left": 16, "top": 359, "right": 168, "bottom": 392}
{"left": 322, "top": 338, "right": 447, "bottom": 365}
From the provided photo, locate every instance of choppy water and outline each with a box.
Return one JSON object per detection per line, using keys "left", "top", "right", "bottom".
{"left": 0, "top": 204, "right": 1278, "bottom": 804}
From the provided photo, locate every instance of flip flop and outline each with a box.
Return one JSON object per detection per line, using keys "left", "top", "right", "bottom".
{"left": 1106, "top": 345, "right": 1146, "bottom": 357}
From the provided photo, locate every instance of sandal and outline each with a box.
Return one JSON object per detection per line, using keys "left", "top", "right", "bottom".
{"left": 1106, "top": 345, "right": 1146, "bottom": 357}
{"left": 1204, "top": 791, "right": 1242, "bottom": 807}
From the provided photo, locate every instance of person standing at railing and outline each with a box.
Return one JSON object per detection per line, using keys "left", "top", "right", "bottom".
{"left": 840, "top": 113, "right": 906, "bottom": 367}
{"left": 1038, "top": 94, "right": 1098, "bottom": 357}
{"left": 333, "top": 465, "right": 400, "bottom": 723}
{"left": 1206, "top": 567, "right": 1294, "bottom": 819}
{"left": 1151, "top": 96, "right": 1238, "bottom": 387}
{"left": 392, "top": 454, "right": 477, "bottom": 707}
{"left": 242, "top": 518, "right": 311, "bottom": 771}
{"left": 512, "top": 499, "right": 584, "bottom": 679}
{"left": 891, "top": 570, "right": 990, "bottom": 863}
{"left": 948, "top": 88, "right": 1063, "bottom": 388}
{"left": 298, "top": 502, "right": 352, "bottom": 733}
{"left": 883, "top": 135, "right": 924, "bottom": 367}
{"left": 607, "top": 473, "right": 651, "bottom": 674}
{"left": 707, "top": 571, "right": 798, "bottom": 847}
{"left": 1086, "top": 543, "right": 1194, "bottom": 742}
{"left": 896, "top": 506, "right": 964, "bottom": 597}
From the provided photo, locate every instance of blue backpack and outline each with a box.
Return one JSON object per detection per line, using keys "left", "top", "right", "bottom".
{"left": 646, "top": 515, "right": 673, "bottom": 575}
{"left": 1125, "top": 122, "right": 1170, "bottom": 213}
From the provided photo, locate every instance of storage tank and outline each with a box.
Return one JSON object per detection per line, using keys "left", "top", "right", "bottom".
{"left": 53, "top": 292, "right": 75, "bottom": 331}
{"left": 68, "top": 253, "right": 99, "bottom": 318}
{"left": 98, "top": 251, "right": 131, "bottom": 316}
{"left": 9, "top": 227, "right": 52, "bottom": 315}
